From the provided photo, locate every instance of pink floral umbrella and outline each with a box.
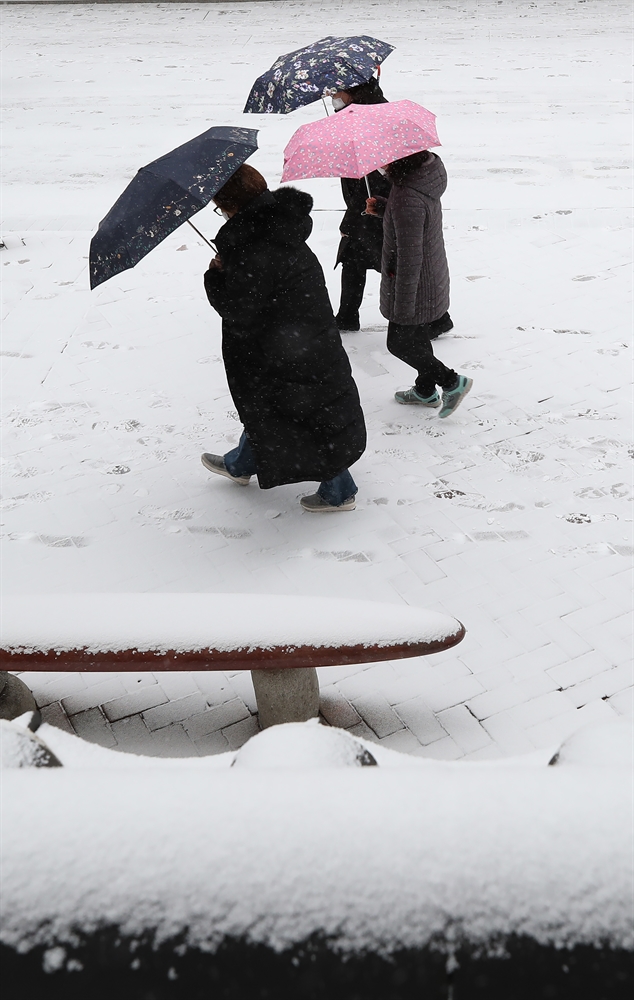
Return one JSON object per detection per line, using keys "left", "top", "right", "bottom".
{"left": 282, "top": 100, "right": 440, "bottom": 183}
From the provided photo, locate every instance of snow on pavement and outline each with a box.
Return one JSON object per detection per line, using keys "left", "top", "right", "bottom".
{"left": 1, "top": 1, "right": 632, "bottom": 760}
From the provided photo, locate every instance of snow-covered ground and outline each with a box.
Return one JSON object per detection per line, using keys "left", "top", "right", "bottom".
{"left": 1, "top": 1, "right": 632, "bottom": 760}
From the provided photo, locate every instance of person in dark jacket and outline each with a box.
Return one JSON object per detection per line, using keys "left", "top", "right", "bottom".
{"left": 331, "top": 76, "right": 392, "bottom": 332}
{"left": 366, "top": 150, "right": 471, "bottom": 418}
{"left": 201, "top": 164, "right": 366, "bottom": 512}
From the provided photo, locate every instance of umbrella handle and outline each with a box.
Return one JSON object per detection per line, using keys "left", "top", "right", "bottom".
{"left": 187, "top": 219, "right": 215, "bottom": 249}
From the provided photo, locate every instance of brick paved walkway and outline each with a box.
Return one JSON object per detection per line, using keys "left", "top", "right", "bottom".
{"left": 2, "top": 1, "right": 632, "bottom": 759}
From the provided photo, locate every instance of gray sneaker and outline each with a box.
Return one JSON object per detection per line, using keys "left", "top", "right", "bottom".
{"left": 300, "top": 493, "right": 356, "bottom": 512}
{"left": 395, "top": 387, "right": 441, "bottom": 407}
{"left": 201, "top": 453, "right": 251, "bottom": 485}
{"left": 439, "top": 376, "right": 473, "bottom": 418}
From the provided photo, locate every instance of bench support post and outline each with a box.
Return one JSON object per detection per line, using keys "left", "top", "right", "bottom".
{"left": 250, "top": 667, "right": 320, "bottom": 729}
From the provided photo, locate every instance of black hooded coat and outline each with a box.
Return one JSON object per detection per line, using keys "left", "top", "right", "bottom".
{"left": 204, "top": 188, "right": 366, "bottom": 489}
{"left": 336, "top": 77, "right": 392, "bottom": 272}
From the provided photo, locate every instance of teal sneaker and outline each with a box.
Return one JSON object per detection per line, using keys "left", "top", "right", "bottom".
{"left": 438, "top": 376, "right": 473, "bottom": 418}
{"left": 394, "top": 387, "right": 441, "bottom": 407}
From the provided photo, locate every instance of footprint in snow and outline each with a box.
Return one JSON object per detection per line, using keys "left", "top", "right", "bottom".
{"left": 563, "top": 512, "right": 618, "bottom": 524}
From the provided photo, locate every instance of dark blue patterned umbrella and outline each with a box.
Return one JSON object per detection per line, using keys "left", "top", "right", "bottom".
{"left": 89, "top": 126, "right": 258, "bottom": 289}
{"left": 244, "top": 35, "right": 394, "bottom": 115}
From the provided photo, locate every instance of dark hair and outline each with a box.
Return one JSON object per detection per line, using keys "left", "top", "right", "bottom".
{"left": 344, "top": 75, "right": 387, "bottom": 106}
{"left": 214, "top": 164, "right": 267, "bottom": 213}
{"left": 385, "top": 150, "right": 430, "bottom": 184}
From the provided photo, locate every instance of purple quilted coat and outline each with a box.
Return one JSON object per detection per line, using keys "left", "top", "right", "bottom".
{"left": 379, "top": 153, "right": 450, "bottom": 326}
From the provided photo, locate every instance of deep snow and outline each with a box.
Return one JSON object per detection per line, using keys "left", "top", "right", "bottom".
{"left": 1, "top": 741, "right": 632, "bottom": 955}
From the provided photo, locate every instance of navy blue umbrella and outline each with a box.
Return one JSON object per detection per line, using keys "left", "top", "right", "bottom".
{"left": 90, "top": 126, "right": 258, "bottom": 289}
{"left": 244, "top": 35, "right": 394, "bottom": 115}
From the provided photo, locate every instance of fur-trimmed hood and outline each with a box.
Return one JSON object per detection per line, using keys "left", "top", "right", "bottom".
{"left": 215, "top": 186, "right": 313, "bottom": 253}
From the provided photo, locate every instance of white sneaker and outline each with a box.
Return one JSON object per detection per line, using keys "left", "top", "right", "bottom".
{"left": 201, "top": 453, "right": 251, "bottom": 485}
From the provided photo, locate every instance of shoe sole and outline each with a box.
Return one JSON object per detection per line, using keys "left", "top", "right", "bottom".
{"left": 300, "top": 501, "right": 356, "bottom": 512}
{"left": 200, "top": 455, "right": 251, "bottom": 485}
{"left": 395, "top": 395, "right": 441, "bottom": 407}
{"left": 438, "top": 380, "right": 473, "bottom": 419}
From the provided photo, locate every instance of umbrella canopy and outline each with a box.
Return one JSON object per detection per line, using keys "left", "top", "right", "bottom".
{"left": 89, "top": 126, "right": 258, "bottom": 289}
{"left": 244, "top": 35, "right": 394, "bottom": 115}
{"left": 282, "top": 100, "right": 440, "bottom": 182}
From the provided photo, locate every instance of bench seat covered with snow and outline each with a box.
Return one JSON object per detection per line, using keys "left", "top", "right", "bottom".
{"left": 0, "top": 593, "right": 464, "bottom": 670}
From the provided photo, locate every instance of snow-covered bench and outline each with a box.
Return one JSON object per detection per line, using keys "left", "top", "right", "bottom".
{"left": 0, "top": 594, "right": 465, "bottom": 726}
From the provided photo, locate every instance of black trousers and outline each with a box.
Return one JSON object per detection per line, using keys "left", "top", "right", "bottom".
{"left": 387, "top": 322, "right": 458, "bottom": 398}
{"left": 336, "top": 260, "right": 367, "bottom": 325}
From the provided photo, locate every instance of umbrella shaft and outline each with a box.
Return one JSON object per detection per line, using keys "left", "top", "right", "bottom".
{"left": 364, "top": 176, "right": 372, "bottom": 198}
{"left": 187, "top": 219, "right": 214, "bottom": 248}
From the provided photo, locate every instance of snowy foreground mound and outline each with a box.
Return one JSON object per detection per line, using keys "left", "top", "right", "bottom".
{"left": 1, "top": 719, "right": 632, "bottom": 958}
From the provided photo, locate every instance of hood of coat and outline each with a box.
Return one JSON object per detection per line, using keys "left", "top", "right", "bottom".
{"left": 395, "top": 152, "right": 447, "bottom": 201}
{"left": 215, "top": 187, "right": 313, "bottom": 253}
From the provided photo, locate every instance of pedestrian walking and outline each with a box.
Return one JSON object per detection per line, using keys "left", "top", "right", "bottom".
{"left": 331, "top": 77, "right": 393, "bottom": 332}
{"left": 366, "top": 150, "right": 471, "bottom": 417}
{"left": 201, "top": 164, "right": 366, "bottom": 512}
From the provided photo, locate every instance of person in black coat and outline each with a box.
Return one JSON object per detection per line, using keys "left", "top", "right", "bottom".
{"left": 331, "top": 76, "right": 392, "bottom": 332}
{"left": 201, "top": 164, "right": 366, "bottom": 512}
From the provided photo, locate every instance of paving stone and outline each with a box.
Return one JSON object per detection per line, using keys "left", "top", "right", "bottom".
{"left": 70, "top": 707, "right": 117, "bottom": 748}
{"left": 350, "top": 693, "right": 405, "bottom": 739}
{"left": 506, "top": 691, "right": 576, "bottom": 730}
{"left": 119, "top": 672, "right": 162, "bottom": 693}
{"left": 378, "top": 729, "right": 423, "bottom": 754}
{"left": 102, "top": 684, "right": 169, "bottom": 723}
{"left": 461, "top": 744, "right": 504, "bottom": 761}
{"left": 192, "top": 730, "right": 232, "bottom": 756}
{"left": 221, "top": 715, "right": 260, "bottom": 751}
{"left": 393, "top": 696, "right": 447, "bottom": 745}
{"left": 420, "top": 674, "right": 485, "bottom": 714}
{"left": 413, "top": 736, "right": 463, "bottom": 760}
{"left": 347, "top": 720, "right": 381, "bottom": 744}
{"left": 224, "top": 672, "right": 258, "bottom": 714}
{"left": 183, "top": 699, "right": 250, "bottom": 739}
{"left": 563, "top": 663, "right": 634, "bottom": 708}
{"left": 142, "top": 692, "right": 209, "bottom": 731}
{"left": 525, "top": 699, "right": 620, "bottom": 750}
{"left": 62, "top": 677, "right": 128, "bottom": 716}
{"left": 468, "top": 682, "right": 534, "bottom": 721}
{"left": 537, "top": 619, "right": 594, "bottom": 659}
{"left": 319, "top": 688, "right": 363, "bottom": 729}
{"left": 40, "top": 700, "right": 75, "bottom": 734}
{"left": 23, "top": 673, "right": 87, "bottom": 708}
{"left": 151, "top": 672, "right": 201, "bottom": 701}
{"left": 547, "top": 650, "right": 617, "bottom": 689}
{"left": 109, "top": 715, "right": 158, "bottom": 754}
{"left": 190, "top": 671, "right": 237, "bottom": 704}
{"left": 472, "top": 665, "right": 515, "bottom": 691}
{"left": 480, "top": 713, "right": 536, "bottom": 756}
{"left": 436, "top": 704, "right": 492, "bottom": 753}
{"left": 515, "top": 671, "right": 561, "bottom": 699}
{"left": 504, "top": 644, "right": 570, "bottom": 679}
{"left": 608, "top": 688, "right": 633, "bottom": 716}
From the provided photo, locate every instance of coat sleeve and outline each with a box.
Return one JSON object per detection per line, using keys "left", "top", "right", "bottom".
{"left": 204, "top": 245, "right": 279, "bottom": 327}
{"left": 390, "top": 188, "right": 427, "bottom": 325}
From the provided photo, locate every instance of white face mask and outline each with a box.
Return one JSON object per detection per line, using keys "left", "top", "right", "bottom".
{"left": 220, "top": 210, "right": 231, "bottom": 221}
{"left": 331, "top": 97, "right": 347, "bottom": 111}
{"left": 377, "top": 167, "right": 387, "bottom": 176}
